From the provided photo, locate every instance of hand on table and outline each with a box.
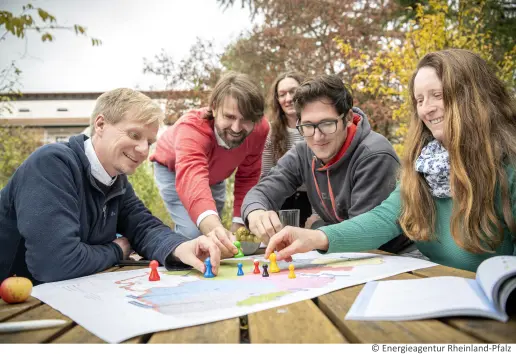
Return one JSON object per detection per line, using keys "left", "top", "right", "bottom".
{"left": 113, "top": 237, "right": 131, "bottom": 259}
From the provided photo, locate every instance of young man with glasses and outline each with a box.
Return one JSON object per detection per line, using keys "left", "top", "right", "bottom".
{"left": 242, "top": 74, "right": 411, "bottom": 253}
{"left": 150, "top": 72, "right": 269, "bottom": 258}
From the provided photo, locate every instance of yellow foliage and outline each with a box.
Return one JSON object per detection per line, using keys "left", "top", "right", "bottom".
{"left": 128, "top": 161, "right": 173, "bottom": 227}
{"left": 0, "top": 126, "right": 43, "bottom": 189}
{"left": 336, "top": 0, "right": 516, "bottom": 156}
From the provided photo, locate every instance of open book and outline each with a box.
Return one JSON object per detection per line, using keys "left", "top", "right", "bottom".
{"left": 345, "top": 256, "right": 516, "bottom": 322}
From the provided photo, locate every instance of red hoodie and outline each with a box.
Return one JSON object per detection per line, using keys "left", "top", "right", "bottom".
{"left": 150, "top": 108, "right": 269, "bottom": 224}
{"left": 320, "top": 113, "right": 361, "bottom": 170}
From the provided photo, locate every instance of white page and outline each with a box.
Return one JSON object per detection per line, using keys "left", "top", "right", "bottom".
{"left": 476, "top": 256, "right": 516, "bottom": 306}
{"left": 347, "top": 276, "right": 496, "bottom": 321}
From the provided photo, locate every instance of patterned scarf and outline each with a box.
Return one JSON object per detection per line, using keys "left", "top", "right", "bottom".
{"left": 415, "top": 139, "right": 451, "bottom": 198}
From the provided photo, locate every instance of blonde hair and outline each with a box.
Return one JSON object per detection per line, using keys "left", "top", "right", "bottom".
{"left": 90, "top": 88, "right": 164, "bottom": 136}
{"left": 400, "top": 49, "right": 516, "bottom": 253}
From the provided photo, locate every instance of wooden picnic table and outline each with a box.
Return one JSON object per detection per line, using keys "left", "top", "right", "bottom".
{"left": 1, "top": 251, "right": 515, "bottom": 344}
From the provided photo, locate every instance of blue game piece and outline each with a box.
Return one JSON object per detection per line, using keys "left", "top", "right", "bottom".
{"left": 237, "top": 263, "right": 244, "bottom": 276}
{"left": 204, "top": 257, "right": 215, "bottom": 278}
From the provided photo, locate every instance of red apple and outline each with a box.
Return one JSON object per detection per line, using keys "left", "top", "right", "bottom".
{"left": 0, "top": 276, "right": 33, "bottom": 304}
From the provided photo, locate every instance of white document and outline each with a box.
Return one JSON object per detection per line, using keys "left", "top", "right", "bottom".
{"left": 31, "top": 251, "right": 435, "bottom": 343}
{"left": 346, "top": 255, "right": 516, "bottom": 322}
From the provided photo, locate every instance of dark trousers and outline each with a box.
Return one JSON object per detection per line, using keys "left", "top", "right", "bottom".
{"left": 280, "top": 191, "right": 312, "bottom": 228}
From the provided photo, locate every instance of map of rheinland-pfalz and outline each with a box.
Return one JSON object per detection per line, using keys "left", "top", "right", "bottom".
{"left": 32, "top": 252, "right": 436, "bottom": 343}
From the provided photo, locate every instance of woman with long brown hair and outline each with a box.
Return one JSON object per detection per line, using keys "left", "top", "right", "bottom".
{"left": 263, "top": 49, "right": 516, "bottom": 271}
{"left": 261, "top": 71, "right": 313, "bottom": 227}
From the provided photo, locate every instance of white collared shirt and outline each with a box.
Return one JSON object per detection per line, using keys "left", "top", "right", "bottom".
{"left": 84, "top": 138, "right": 117, "bottom": 186}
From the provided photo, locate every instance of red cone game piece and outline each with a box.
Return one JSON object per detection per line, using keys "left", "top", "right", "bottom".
{"left": 253, "top": 260, "right": 260, "bottom": 274}
{"left": 149, "top": 260, "right": 160, "bottom": 281}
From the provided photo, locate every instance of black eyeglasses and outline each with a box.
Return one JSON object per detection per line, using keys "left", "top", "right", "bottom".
{"left": 296, "top": 114, "right": 345, "bottom": 137}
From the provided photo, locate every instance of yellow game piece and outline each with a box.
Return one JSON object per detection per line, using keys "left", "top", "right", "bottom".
{"left": 268, "top": 253, "right": 280, "bottom": 273}
{"left": 288, "top": 264, "right": 296, "bottom": 279}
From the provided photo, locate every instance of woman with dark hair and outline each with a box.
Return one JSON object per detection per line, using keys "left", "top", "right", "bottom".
{"left": 261, "top": 71, "right": 313, "bottom": 227}
{"left": 264, "top": 49, "right": 516, "bottom": 272}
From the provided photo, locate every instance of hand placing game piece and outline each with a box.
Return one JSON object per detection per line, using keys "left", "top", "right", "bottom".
{"left": 233, "top": 241, "right": 245, "bottom": 258}
{"left": 265, "top": 226, "right": 329, "bottom": 262}
{"left": 172, "top": 235, "right": 221, "bottom": 275}
{"left": 205, "top": 226, "right": 238, "bottom": 258}
{"left": 203, "top": 258, "right": 215, "bottom": 278}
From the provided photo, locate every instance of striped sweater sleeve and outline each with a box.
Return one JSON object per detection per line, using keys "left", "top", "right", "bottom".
{"left": 260, "top": 133, "right": 274, "bottom": 180}
{"left": 261, "top": 126, "right": 304, "bottom": 180}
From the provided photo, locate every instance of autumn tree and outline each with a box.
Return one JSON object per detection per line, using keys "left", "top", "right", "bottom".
{"left": 337, "top": 0, "right": 516, "bottom": 155}
{"left": 143, "top": 38, "right": 221, "bottom": 123}
{"left": 218, "top": 0, "right": 401, "bottom": 88}
{"left": 1, "top": 3, "right": 100, "bottom": 187}
{"left": 214, "top": 0, "right": 406, "bottom": 138}
{"left": 1, "top": 3, "right": 101, "bottom": 111}
{"left": 394, "top": 0, "right": 516, "bottom": 61}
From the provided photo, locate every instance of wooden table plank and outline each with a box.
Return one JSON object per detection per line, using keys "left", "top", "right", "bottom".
{"left": 0, "top": 297, "right": 41, "bottom": 322}
{"left": 52, "top": 325, "right": 148, "bottom": 344}
{"left": 248, "top": 300, "right": 348, "bottom": 343}
{"left": 52, "top": 325, "right": 106, "bottom": 344}
{"left": 443, "top": 318, "right": 516, "bottom": 343}
{"left": 0, "top": 304, "right": 73, "bottom": 343}
{"left": 411, "top": 265, "right": 475, "bottom": 279}
{"left": 317, "top": 273, "right": 482, "bottom": 343}
{"left": 147, "top": 318, "right": 240, "bottom": 343}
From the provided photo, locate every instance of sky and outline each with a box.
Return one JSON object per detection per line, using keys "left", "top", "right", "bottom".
{"left": 1, "top": 0, "right": 253, "bottom": 92}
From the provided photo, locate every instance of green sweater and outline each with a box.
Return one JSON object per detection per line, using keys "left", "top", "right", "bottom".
{"left": 320, "top": 166, "right": 516, "bottom": 272}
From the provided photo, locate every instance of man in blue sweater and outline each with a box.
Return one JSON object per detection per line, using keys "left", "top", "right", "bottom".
{"left": 0, "top": 88, "right": 221, "bottom": 284}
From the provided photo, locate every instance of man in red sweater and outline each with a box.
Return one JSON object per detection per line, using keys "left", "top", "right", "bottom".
{"left": 150, "top": 72, "right": 269, "bottom": 258}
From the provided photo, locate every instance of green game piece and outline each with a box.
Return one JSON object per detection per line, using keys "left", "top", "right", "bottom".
{"left": 233, "top": 241, "right": 245, "bottom": 258}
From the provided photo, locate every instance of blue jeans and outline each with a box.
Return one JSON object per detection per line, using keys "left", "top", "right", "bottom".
{"left": 153, "top": 162, "right": 226, "bottom": 239}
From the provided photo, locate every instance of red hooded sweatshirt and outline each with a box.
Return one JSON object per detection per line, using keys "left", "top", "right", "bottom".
{"left": 150, "top": 108, "right": 269, "bottom": 224}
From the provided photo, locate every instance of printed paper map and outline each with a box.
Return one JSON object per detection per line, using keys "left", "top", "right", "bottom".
{"left": 31, "top": 252, "right": 436, "bottom": 343}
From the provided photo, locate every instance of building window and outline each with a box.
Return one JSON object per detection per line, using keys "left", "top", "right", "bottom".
{"left": 54, "top": 136, "right": 69, "bottom": 143}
